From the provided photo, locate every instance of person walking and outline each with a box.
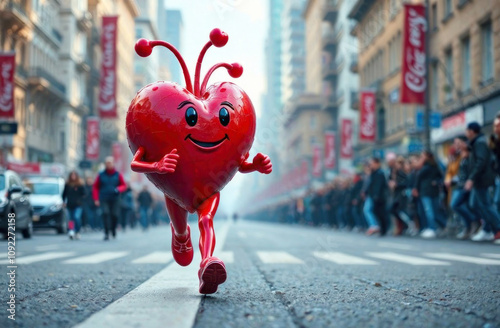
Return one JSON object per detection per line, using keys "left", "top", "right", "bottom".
{"left": 413, "top": 151, "right": 445, "bottom": 239}
{"left": 365, "top": 158, "right": 389, "bottom": 236}
{"left": 465, "top": 122, "right": 500, "bottom": 243}
{"left": 92, "top": 157, "right": 127, "bottom": 241}
{"left": 120, "top": 185, "right": 134, "bottom": 231}
{"left": 62, "top": 171, "right": 86, "bottom": 240}
{"left": 137, "top": 185, "right": 153, "bottom": 230}
{"left": 489, "top": 113, "right": 500, "bottom": 213}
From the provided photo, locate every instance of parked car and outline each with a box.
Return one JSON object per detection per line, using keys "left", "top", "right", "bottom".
{"left": 24, "top": 176, "right": 67, "bottom": 234}
{"left": 0, "top": 170, "right": 33, "bottom": 239}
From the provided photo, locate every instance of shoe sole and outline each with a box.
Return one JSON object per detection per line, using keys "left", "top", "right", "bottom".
{"left": 199, "top": 260, "right": 227, "bottom": 295}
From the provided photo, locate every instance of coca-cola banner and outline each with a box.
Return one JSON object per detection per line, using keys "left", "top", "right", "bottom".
{"left": 360, "top": 89, "right": 376, "bottom": 142}
{"left": 324, "top": 131, "right": 336, "bottom": 169}
{"left": 340, "top": 119, "right": 353, "bottom": 159}
{"left": 98, "top": 16, "right": 118, "bottom": 118}
{"left": 312, "top": 145, "right": 322, "bottom": 178}
{"left": 400, "top": 4, "right": 427, "bottom": 104}
{"left": 0, "top": 53, "right": 15, "bottom": 118}
{"left": 86, "top": 117, "right": 100, "bottom": 160}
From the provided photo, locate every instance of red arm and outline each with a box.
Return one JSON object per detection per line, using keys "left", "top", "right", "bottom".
{"left": 239, "top": 161, "right": 256, "bottom": 173}
{"left": 239, "top": 153, "right": 272, "bottom": 175}
{"left": 117, "top": 173, "right": 127, "bottom": 193}
{"left": 92, "top": 175, "right": 100, "bottom": 201}
{"left": 131, "top": 146, "right": 157, "bottom": 173}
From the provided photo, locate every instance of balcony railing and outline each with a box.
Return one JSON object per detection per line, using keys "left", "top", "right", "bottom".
{"left": 323, "top": 56, "right": 344, "bottom": 80}
{"left": 0, "top": 1, "right": 30, "bottom": 27}
{"left": 28, "top": 67, "right": 66, "bottom": 96}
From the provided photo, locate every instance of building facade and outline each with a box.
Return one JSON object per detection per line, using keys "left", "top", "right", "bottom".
{"left": 165, "top": 9, "right": 182, "bottom": 85}
{"left": 135, "top": 0, "right": 160, "bottom": 92}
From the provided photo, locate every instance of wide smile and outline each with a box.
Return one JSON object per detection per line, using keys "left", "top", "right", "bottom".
{"left": 185, "top": 134, "right": 229, "bottom": 150}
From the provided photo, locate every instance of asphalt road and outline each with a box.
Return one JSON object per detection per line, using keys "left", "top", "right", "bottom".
{"left": 1, "top": 219, "right": 499, "bottom": 328}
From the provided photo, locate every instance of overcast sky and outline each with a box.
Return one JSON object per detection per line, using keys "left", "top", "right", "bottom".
{"left": 162, "top": 0, "right": 270, "bottom": 215}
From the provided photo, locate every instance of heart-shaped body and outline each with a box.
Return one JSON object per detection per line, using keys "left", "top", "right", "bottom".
{"left": 126, "top": 81, "right": 256, "bottom": 212}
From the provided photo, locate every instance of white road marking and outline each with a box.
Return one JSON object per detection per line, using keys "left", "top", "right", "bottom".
{"left": 0, "top": 252, "right": 22, "bottom": 258}
{"left": 0, "top": 252, "right": 75, "bottom": 265}
{"left": 35, "top": 244, "right": 60, "bottom": 251}
{"left": 237, "top": 231, "right": 247, "bottom": 238}
{"left": 218, "top": 251, "right": 234, "bottom": 264}
{"left": 366, "top": 252, "right": 450, "bottom": 265}
{"left": 377, "top": 242, "right": 413, "bottom": 250}
{"left": 75, "top": 221, "right": 232, "bottom": 328}
{"left": 481, "top": 253, "right": 500, "bottom": 259}
{"left": 64, "top": 252, "right": 129, "bottom": 264}
{"left": 424, "top": 253, "right": 500, "bottom": 265}
{"left": 257, "top": 251, "right": 304, "bottom": 264}
{"left": 132, "top": 252, "right": 172, "bottom": 264}
{"left": 313, "top": 251, "right": 379, "bottom": 265}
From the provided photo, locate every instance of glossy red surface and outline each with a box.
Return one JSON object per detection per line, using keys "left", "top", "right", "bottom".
{"left": 126, "top": 28, "right": 272, "bottom": 293}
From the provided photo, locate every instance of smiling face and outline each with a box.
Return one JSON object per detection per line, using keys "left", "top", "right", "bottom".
{"left": 126, "top": 81, "right": 256, "bottom": 212}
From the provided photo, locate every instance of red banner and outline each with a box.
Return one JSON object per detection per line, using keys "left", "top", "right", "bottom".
{"left": 360, "top": 89, "right": 376, "bottom": 142}
{"left": 86, "top": 117, "right": 100, "bottom": 160}
{"left": 400, "top": 4, "right": 427, "bottom": 104}
{"left": 112, "top": 142, "right": 125, "bottom": 174}
{"left": 7, "top": 162, "right": 40, "bottom": 174}
{"left": 341, "top": 119, "right": 353, "bottom": 159}
{"left": 98, "top": 16, "right": 118, "bottom": 118}
{"left": 324, "top": 131, "right": 336, "bottom": 169}
{"left": 0, "top": 53, "right": 15, "bottom": 118}
{"left": 312, "top": 145, "right": 322, "bottom": 178}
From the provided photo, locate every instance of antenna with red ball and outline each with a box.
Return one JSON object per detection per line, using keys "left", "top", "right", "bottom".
{"left": 134, "top": 28, "right": 243, "bottom": 98}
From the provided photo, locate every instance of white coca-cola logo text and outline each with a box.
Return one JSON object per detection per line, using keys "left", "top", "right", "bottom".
{"left": 361, "top": 95, "right": 375, "bottom": 138}
{"left": 0, "top": 61, "right": 13, "bottom": 112}
{"left": 404, "top": 8, "right": 427, "bottom": 94}
{"left": 99, "top": 22, "right": 117, "bottom": 112}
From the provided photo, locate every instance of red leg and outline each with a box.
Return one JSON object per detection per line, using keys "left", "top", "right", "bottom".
{"left": 165, "top": 196, "right": 193, "bottom": 266}
{"left": 196, "top": 192, "right": 226, "bottom": 294}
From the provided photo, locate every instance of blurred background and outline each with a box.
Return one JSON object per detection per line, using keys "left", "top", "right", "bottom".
{"left": 0, "top": 0, "right": 499, "bottom": 225}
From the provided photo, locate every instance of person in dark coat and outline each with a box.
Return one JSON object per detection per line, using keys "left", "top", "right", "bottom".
{"left": 137, "top": 186, "right": 153, "bottom": 230}
{"left": 83, "top": 176, "right": 99, "bottom": 230}
{"left": 489, "top": 113, "right": 500, "bottom": 213}
{"left": 388, "top": 156, "right": 412, "bottom": 235}
{"left": 120, "top": 186, "right": 134, "bottom": 231}
{"left": 63, "top": 171, "right": 86, "bottom": 240}
{"left": 365, "top": 158, "right": 389, "bottom": 236}
{"left": 465, "top": 122, "right": 500, "bottom": 243}
{"left": 413, "top": 151, "right": 445, "bottom": 238}
{"left": 92, "top": 157, "right": 127, "bottom": 240}
{"left": 350, "top": 173, "right": 365, "bottom": 231}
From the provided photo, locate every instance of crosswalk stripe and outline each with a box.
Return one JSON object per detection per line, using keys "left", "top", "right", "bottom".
{"left": 217, "top": 251, "right": 234, "bottom": 264}
{"left": 366, "top": 252, "right": 450, "bottom": 265}
{"left": 313, "top": 251, "right": 379, "bottom": 265}
{"left": 35, "top": 244, "right": 60, "bottom": 251}
{"left": 257, "top": 251, "right": 304, "bottom": 264}
{"left": 481, "top": 253, "right": 500, "bottom": 259}
{"left": 0, "top": 252, "right": 75, "bottom": 264}
{"left": 424, "top": 253, "right": 500, "bottom": 265}
{"left": 377, "top": 242, "right": 413, "bottom": 250}
{"left": 132, "top": 252, "right": 172, "bottom": 264}
{"left": 64, "top": 251, "right": 129, "bottom": 264}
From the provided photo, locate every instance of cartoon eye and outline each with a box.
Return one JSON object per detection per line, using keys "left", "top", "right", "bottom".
{"left": 219, "top": 107, "right": 230, "bottom": 126}
{"left": 185, "top": 107, "right": 197, "bottom": 126}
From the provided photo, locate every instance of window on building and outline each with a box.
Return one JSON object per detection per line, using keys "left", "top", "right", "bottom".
{"left": 444, "top": 0, "right": 453, "bottom": 18}
{"left": 445, "top": 48, "right": 453, "bottom": 101}
{"left": 431, "top": 3, "right": 438, "bottom": 30}
{"left": 481, "top": 21, "right": 494, "bottom": 82}
{"left": 461, "top": 36, "right": 471, "bottom": 92}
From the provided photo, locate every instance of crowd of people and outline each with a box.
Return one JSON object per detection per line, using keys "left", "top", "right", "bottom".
{"left": 247, "top": 115, "right": 500, "bottom": 245}
{"left": 62, "top": 156, "right": 169, "bottom": 241}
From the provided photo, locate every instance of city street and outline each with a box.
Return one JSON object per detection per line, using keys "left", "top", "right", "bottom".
{"left": 1, "top": 220, "right": 499, "bottom": 328}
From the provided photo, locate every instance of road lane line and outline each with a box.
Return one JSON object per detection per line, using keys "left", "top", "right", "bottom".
{"left": 132, "top": 252, "right": 172, "bottom": 264}
{"left": 74, "top": 221, "right": 232, "bottom": 328}
{"left": 35, "top": 244, "right": 60, "bottom": 251}
{"left": 64, "top": 252, "right": 129, "bottom": 264}
{"left": 366, "top": 252, "right": 450, "bottom": 265}
{"left": 377, "top": 242, "right": 413, "bottom": 250}
{"left": 424, "top": 253, "right": 500, "bottom": 265}
{"left": 257, "top": 251, "right": 304, "bottom": 264}
{"left": 0, "top": 252, "right": 75, "bottom": 264}
{"left": 481, "top": 253, "right": 500, "bottom": 259}
{"left": 313, "top": 251, "right": 379, "bottom": 265}
{"left": 218, "top": 251, "right": 234, "bottom": 264}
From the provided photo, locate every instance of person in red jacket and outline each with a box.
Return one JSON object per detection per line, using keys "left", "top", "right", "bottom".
{"left": 93, "top": 157, "right": 127, "bottom": 240}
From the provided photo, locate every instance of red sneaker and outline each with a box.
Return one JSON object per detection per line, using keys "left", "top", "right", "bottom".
{"left": 171, "top": 223, "right": 193, "bottom": 266}
{"left": 494, "top": 231, "right": 500, "bottom": 244}
{"left": 198, "top": 257, "right": 227, "bottom": 294}
{"left": 366, "top": 226, "right": 381, "bottom": 236}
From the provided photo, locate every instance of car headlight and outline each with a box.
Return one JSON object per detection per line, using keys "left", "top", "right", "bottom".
{"left": 49, "top": 203, "right": 63, "bottom": 212}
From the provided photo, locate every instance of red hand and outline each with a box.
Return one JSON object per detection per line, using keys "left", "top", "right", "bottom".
{"left": 252, "top": 153, "right": 272, "bottom": 174}
{"left": 154, "top": 149, "right": 179, "bottom": 174}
